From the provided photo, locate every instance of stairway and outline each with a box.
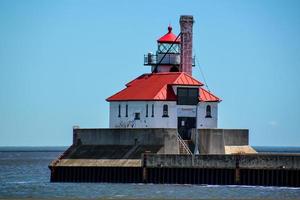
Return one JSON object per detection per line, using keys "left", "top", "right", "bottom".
{"left": 179, "top": 141, "right": 189, "bottom": 154}
{"left": 186, "top": 140, "right": 195, "bottom": 153}
{"left": 177, "top": 134, "right": 193, "bottom": 155}
{"left": 179, "top": 140, "right": 195, "bottom": 154}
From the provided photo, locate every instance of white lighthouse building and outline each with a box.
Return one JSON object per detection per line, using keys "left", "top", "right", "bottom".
{"left": 107, "top": 16, "right": 221, "bottom": 140}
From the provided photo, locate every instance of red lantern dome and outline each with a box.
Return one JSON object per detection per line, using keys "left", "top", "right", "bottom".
{"left": 157, "top": 25, "right": 181, "bottom": 44}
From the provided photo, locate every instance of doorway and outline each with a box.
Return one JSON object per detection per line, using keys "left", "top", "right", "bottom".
{"left": 177, "top": 117, "right": 196, "bottom": 140}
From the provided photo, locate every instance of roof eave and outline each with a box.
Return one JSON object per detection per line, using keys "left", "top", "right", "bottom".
{"left": 157, "top": 40, "right": 181, "bottom": 44}
{"left": 171, "top": 83, "right": 202, "bottom": 87}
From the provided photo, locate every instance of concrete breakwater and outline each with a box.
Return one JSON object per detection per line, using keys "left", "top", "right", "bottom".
{"left": 49, "top": 128, "right": 300, "bottom": 187}
{"left": 50, "top": 153, "right": 300, "bottom": 187}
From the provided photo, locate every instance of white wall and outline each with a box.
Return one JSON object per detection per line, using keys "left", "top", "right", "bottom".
{"left": 197, "top": 102, "right": 218, "bottom": 128}
{"left": 109, "top": 101, "right": 177, "bottom": 128}
{"left": 109, "top": 101, "right": 218, "bottom": 129}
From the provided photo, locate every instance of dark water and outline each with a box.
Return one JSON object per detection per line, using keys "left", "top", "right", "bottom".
{"left": 0, "top": 147, "right": 300, "bottom": 200}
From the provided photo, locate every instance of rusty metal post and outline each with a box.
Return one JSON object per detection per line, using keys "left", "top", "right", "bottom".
{"left": 235, "top": 155, "right": 241, "bottom": 185}
{"left": 142, "top": 153, "right": 148, "bottom": 183}
{"left": 235, "top": 168, "right": 240, "bottom": 185}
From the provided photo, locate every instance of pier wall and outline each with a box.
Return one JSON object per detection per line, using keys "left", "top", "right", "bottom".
{"left": 72, "top": 128, "right": 249, "bottom": 155}
{"left": 72, "top": 128, "right": 179, "bottom": 154}
{"left": 50, "top": 154, "right": 300, "bottom": 186}
{"left": 193, "top": 129, "right": 249, "bottom": 154}
{"left": 144, "top": 154, "right": 300, "bottom": 169}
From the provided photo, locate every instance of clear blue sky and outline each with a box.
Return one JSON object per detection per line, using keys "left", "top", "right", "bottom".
{"left": 1, "top": 0, "right": 299, "bottom": 146}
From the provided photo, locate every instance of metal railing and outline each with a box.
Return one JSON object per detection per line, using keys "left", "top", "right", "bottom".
{"left": 177, "top": 133, "right": 193, "bottom": 155}
{"left": 144, "top": 54, "right": 195, "bottom": 66}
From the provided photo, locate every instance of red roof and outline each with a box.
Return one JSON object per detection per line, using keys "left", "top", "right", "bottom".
{"left": 157, "top": 26, "right": 180, "bottom": 44}
{"left": 199, "top": 88, "right": 221, "bottom": 102}
{"left": 106, "top": 72, "right": 220, "bottom": 102}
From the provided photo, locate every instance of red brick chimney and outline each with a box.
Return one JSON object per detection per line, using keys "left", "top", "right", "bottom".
{"left": 180, "top": 15, "right": 194, "bottom": 76}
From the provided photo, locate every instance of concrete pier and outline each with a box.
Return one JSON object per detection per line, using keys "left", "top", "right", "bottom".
{"left": 50, "top": 153, "right": 300, "bottom": 186}
{"left": 144, "top": 154, "right": 300, "bottom": 170}
{"left": 49, "top": 128, "right": 300, "bottom": 187}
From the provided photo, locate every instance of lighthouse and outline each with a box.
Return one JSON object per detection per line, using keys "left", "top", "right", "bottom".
{"left": 107, "top": 15, "right": 220, "bottom": 140}
{"left": 50, "top": 15, "right": 265, "bottom": 185}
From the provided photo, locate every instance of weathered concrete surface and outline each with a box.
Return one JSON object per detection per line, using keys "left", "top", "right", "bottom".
{"left": 65, "top": 145, "right": 163, "bottom": 159}
{"left": 144, "top": 154, "right": 300, "bottom": 170}
{"left": 238, "top": 154, "right": 300, "bottom": 169}
{"left": 54, "top": 159, "right": 141, "bottom": 167}
{"left": 145, "top": 154, "right": 236, "bottom": 168}
{"left": 73, "top": 128, "right": 179, "bottom": 154}
{"left": 194, "top": 129, "right": 250, "bottom": 154}
{"left": 225, "top": 145, "right": 257, "bottom": 154}
{"left": 72, "top": 128, "right": 251, "bottom": 156}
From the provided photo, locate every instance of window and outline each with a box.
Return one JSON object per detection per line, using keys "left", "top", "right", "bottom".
{"left": 206, "top": 105, "right": 212, "bottom": 118}
{"left": 134, "top": 113, "right": 140, "bottom": 120}
{"left": 177, "top": 88, "right": 199, "bottom": 105}
{"left": 151, "top": 104, "right": 154, "bottom": 117}
{"left": 118, "top": 104, "right": 121, "bottom": 117}
{"left": 162, "top": 104, "right": 169, "bottom": 117}
{"left": 125, "top": 104, "right": 128, "bottom": 117}
{"left": 146, "top": 104, "right": 148, "bottom": 117}
{"left": 158, "top": 43, "right": 180, "bottom": 53}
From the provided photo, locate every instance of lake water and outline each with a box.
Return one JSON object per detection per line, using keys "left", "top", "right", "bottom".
{"left": 0, "top": 146, "right": 300, "bottom": 200}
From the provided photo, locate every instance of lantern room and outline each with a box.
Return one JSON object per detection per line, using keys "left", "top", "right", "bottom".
{"left": 157, "top": 26, "right": 181, "bottom": 54}
{"left": 144, "top": 25, "right": 181, "bottom": 73}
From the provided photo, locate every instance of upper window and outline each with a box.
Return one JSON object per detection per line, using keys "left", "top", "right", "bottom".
{"left": 158, "top": 43, "right": 180, "bottom": 54}
{"left": 177, "top": 88, "right": 199, "bottom": 105}
{"left": 205, "top": 105, "right": 212, "bottom": 118}
{"left": 151, "top": 104, "right": 154, "bottom": 117}
{"left": 118, "top": 104, "right": 121, "bottom": 117}
{"left": 125, "top": 104, "right": 128, "bottom": 117}
{"left": 162, "top": 104, "right": 169, "bottom": 117}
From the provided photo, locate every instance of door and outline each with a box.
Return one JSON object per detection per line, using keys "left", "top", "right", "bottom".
{"left": 177, "top": 117, "right": 196, "bottom": 140}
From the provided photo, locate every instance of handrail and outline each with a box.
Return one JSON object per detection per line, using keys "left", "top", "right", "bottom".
{"left": 144, "top": 54, "right": 195, "bottom": 66}
{"left": 177, "top": 133, "right": 192, "bottom": 155}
